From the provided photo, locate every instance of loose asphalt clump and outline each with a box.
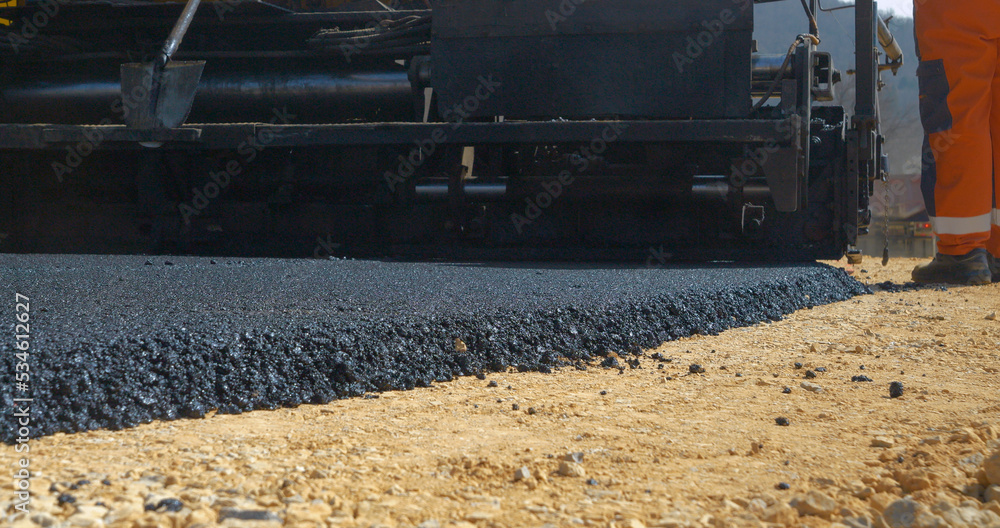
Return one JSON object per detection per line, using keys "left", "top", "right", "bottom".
{"left": 852, "top": 375, "right": 873, "bottom": 382}
{"left": 889, "top": 381, "right": 905, "bottom": 398}
{"left": 872, "top": 281, "right": 947, "bottom": 293}
{"left": 0, "top": 255, "right": 868, "bottom": 442}
{"left": 147, "top": 498, "right": 184, "bottom": 513}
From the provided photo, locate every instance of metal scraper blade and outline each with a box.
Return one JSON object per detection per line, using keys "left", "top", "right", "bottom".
{"left": 120, "top": 60, "right": 205, "bottom": 129}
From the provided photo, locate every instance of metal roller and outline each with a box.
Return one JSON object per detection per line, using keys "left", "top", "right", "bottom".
{"left": 0, "top": 60, "right": 414, "bottom": 125}
{"left": 751, "top": 54, "right": 794, "bottom": 83}
{"left": 691, "top": 176, "right": 771, "bottom": 200}
{"left": 414, "top": 182, "right": 508, "bottom": 201}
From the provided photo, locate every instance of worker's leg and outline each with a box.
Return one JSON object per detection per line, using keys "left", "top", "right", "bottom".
{"left": 988, "top": 38, "right": 1000, "bottom": 270}
{"left": 912, "top": 0, "right": 996, "bottom": 283}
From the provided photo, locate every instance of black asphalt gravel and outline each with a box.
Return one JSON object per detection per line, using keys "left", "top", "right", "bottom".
{"left": 1, "top": 255, "right": 868, "bottom": 442}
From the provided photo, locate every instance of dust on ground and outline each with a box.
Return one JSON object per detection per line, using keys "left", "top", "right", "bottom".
{"left": 3, "top": 258, "right": 1000, "bottom": 528}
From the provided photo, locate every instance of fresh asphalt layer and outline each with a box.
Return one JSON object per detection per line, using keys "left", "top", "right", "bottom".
{"left": 1, "top": 255, "right": 868, "bottom": 442}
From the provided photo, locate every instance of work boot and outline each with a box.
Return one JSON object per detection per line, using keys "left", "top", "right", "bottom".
{"left": 911, "top": 248, "right": 992, "bottom": 285}
{"left": 990, "top": 253, "right": 1000, "bottom": 282}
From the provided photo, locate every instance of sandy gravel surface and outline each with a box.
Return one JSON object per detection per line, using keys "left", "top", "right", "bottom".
{"left": 3, "top": 258, "right": 1000, "bottom": 528}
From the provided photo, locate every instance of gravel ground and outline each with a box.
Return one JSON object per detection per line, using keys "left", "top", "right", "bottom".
{"left": 1, "top": 255, "right": 864, "bottom": 441}
{"left": 4, "top": 257, "right": 1000, "bottom": 528}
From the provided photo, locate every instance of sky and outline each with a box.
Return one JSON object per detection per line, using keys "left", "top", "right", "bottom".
{"left": 875, "top": 0, "right": 912, "bottom": 19}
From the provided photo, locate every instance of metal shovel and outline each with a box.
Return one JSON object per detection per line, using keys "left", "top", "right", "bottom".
{"left": 121, "top": 0, "right": 206, "bottom": 129}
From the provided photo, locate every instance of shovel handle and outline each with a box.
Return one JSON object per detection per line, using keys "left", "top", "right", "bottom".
{"left": 160, "top": 0, "right": 203, "bottom": 65}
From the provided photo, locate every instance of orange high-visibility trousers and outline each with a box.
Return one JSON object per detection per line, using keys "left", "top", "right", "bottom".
{"left": 914, "top": 0, "right": 1000, "bottom": 257}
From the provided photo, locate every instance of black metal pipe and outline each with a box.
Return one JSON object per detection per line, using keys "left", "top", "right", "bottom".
{"left": 752, "top": 54, "right": 796, "bottom": 82}
{"left": 414, "top": 177, "right": 776, "bottom": 203}
{"left": 414, "top": 182, "right": 507, "bottom": 201}
{"left": 810, "top": 0, "right": 819, "bottom": 35}
{"left": 855, "top": 1, "right": 877, "bottom": 121}
{"left": 691, "top": 176, "right": 770, "bottom": 200}
{"left": 0, "top": 60, "right": 414, "bottom": 125}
